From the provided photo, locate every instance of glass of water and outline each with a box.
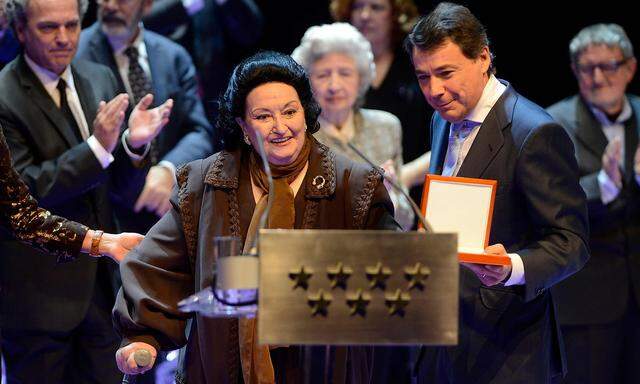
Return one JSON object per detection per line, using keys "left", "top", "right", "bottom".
{"left": 178, "top": 236, "right": 258, "bottom": 318}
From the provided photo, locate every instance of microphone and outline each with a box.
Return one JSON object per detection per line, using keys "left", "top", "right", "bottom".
{"left": 121, "top": 349, "right": 153, "bottom": 384}
{"left": 251, "top": 131, "right": 274, "bottom": 253}
{"left": 346, "top": 142, "right": 433, "bottom": 232}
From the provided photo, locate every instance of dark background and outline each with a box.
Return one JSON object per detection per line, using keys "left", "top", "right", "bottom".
{"left": 80, "top": 0, "right": 640, "bottom": 108}
{"left": 251, "top": 0, "right": 640, "bottom": 108}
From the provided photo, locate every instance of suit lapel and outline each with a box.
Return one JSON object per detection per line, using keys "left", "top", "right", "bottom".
{"left": 429, "top": 116, "right": 450, "bottom": 175}
{"left": 456, "top": 85, "right": 511, "bottom": 179}
{"left": 144, "top": 33, "right": 167, "bottom": 106}
{"left": 71, "top": 65, "right": 98, "bottom": 134}
{"left": 623, "top": 96, "right": 640, "bottom": 183}
{"left": 89, "top": 26, "right": 127, "bottom": 94}
{"left": 16, "top": 56, "right": 79, "bottom": 148}
{"left": 573, "top": 97, "right": 608, "bottom": 159}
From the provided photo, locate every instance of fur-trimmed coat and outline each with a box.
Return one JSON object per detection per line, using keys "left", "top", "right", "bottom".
{"left": 113, "top": 137, "right": 399, "bottom": 383}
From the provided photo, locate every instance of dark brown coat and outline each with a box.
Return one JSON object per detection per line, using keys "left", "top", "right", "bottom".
{"left": 114, "top": 138, "right": 399, "bottom": 383}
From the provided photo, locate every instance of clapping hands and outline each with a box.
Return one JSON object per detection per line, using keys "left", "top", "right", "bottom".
{"left": 127, "top": 94, "right": 174, "bottom": 149}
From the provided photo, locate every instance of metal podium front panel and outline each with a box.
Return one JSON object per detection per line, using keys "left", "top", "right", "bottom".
{"left": 258, "top": 230, "right": 458, "bottom": 346}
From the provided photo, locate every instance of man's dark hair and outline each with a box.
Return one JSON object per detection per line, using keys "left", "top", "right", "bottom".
{"left": 216, "top": 51, "right": 321, "bottom": 151}
{"left": 404, "top": 2, "right": 495, "bottom": 73}
{"left": 3, "top": 0, "right": 89, "bottom": 37}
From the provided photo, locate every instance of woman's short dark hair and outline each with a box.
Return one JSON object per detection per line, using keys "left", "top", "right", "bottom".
{"left": 217, "top": 51, "right": 321, "bottom": 151}
{"left": 404, "top": 2, "right": 495, "bottom": 74}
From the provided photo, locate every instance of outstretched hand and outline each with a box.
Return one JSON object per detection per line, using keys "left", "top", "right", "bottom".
{"left": 127, "top": 94, "right": 173, "bottom": 149}
{"left": 97, "top": 232, "right": 145, "bottom": 263}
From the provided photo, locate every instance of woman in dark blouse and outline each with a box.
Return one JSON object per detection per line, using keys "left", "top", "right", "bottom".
{"left": 0, "top": 126, "right": 143, "bottom": 263}
{"left": 330, "top": 0, "right": 431, "bottom": 164}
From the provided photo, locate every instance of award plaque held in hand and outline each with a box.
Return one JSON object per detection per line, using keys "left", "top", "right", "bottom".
{"left": 421, "top": 174, "right": 511, "bottom": 266}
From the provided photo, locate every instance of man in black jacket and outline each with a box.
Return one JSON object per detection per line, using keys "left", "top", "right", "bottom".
{"left": 0, "top": 0, "right": 171, "bottom": 380}
{"left": 409, "top": 3, "right": 589, "bottom": 383}
{"left": 548, "top": 23, "right": 640, "bottom": 384}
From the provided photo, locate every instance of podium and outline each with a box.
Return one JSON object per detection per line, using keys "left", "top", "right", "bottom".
{"left": 257, "top": 229, "right": 459, "bottom": 346}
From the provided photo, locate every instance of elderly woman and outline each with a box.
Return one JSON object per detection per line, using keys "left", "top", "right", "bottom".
{"left": 292, "top": 22, "right": 414, "bottom": 230}
{"left": 330, "top": 0, "right": 430, "bottom": 165}
{"left": 113, "top": 51, "right": 398, "bottom": 383}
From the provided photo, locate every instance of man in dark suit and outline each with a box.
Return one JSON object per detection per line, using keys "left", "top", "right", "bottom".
{"left": 76, "top": 0, "right": 215, "bottom": 234}
{"left": 0, "top": 0, "right": 172, "bottom": 380}
{"left": 407, "top": 3, "right": 589, "bottom": 383}
{"left": 547, "top": 23, "right": 640, "bottom": 384}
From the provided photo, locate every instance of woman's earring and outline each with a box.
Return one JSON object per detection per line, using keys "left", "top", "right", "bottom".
{"left": 243, "top": 134, "right": 251, "bottom": 146}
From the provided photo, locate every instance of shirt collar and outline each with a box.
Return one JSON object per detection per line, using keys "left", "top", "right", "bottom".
{"left": 589, "top": 97, "right": 632, "bottom": 126}
{"left": 464, "top": 74, "right": 507, "bottom": 125}
{"left": 24, "top": 54, "right": 76, "bottom": 94}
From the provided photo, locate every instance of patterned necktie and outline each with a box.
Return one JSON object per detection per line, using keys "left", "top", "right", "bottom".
{"left": 442, "top": 120, "right": 478, "bottom": 177}
{"left": 124, "top": 46, "right": 152, "bottom": 104}
{"left": 56, "top": 79, "right": 84, "bottom": 142}
{"left": 124, "top": 46, "right": 158, "bottom": 163}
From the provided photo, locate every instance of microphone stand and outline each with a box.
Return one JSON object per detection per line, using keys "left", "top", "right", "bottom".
{"left": 346, "top": 142, "right": 433, "bottom": 232}
{"left": 347, "top": 142, "right": 435, "bottom": 377}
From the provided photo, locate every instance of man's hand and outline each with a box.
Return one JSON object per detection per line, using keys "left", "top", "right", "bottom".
{"left": 603, "top": 137, "right": 623, "bottom": 188}
{"left": 93, "top": 94, "right": 129, "bottom": 153}
{"left": 97, "top": 232, "right": 144, "bottom": 263}
{"left": 115, "top": 342, "right": 157, "bottom": 375}
{"left": 127, "top": 94, "right": 173, "bottom": 149}
{"left": 462, "top": 243, "right": 512, "bottom": 286}
{"left": 134, "top": 165, "right": 175, "bottom": 217}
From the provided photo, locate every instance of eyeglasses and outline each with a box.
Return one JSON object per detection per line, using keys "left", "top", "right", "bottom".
{"left": 575, "top": 59, "right": 629, "bottom": 77}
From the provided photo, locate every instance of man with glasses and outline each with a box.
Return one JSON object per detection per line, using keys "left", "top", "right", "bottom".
{"left": 548, "top": 23, "right": 640, "bottom": 383}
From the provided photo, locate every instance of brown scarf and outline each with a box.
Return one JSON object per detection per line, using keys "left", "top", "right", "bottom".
{"left": 248, "top": 136, "right": 311, "bottom": 229}
{"left": 239, "top": 136, "right": 311, "bottom": 384}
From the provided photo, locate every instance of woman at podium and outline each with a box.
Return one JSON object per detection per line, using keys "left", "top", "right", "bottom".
{"left": 113, "top": 51, "right": 400, "bottom": 383}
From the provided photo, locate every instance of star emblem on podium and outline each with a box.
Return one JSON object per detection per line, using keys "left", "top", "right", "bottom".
{"left": 346, "top": 289, "right": 371, "bottom": 317}
{"left": 327, "top": 262, "right": 353, "bottom": 289}
{"left": 404, "top": 262, "right": 431, "bottom": 290}
{"left": 289, "top": 265, "right": 313, "bottom": 290}
{"left": 307, "top": 289, "right": 332, "bottom": 316}
{"left": 385, "top": 289, "right": 411, "bottom": 317}
{"left": 365, "top": 262, "right": 392, "bottom": 290}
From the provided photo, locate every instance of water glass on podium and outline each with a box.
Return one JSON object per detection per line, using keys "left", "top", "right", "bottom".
{"left": 178, "top": 236, "right": 258, "bottom": 318}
